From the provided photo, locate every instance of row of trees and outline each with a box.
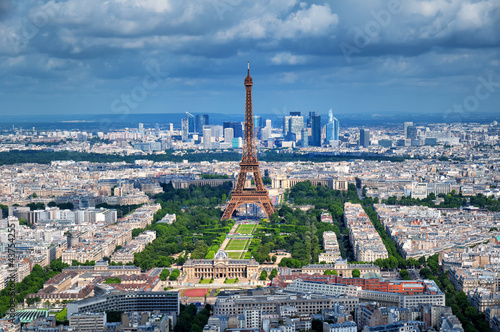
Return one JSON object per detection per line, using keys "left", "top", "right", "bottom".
{"left": 382, "top": 192, "right": 500, "bottom": 211}
{"left": 250, "top": 182, "right": 364, "bottom": 268}
{"left": 253, "top": 207, "right": 322, "bottom": 267}
{"left": 258, "top": 269, "right": 278, "bottom": 280}
{"left": 159, "top": 269, "right": 170, "bottom": 281}
{"left": 0, "top": 259, "right": 69, "bottom": 315}
{"left": 439, "top": 272, "right": 492, "bottom": 332}
{"left": 169, "top": 269, "right": 180, "bottom": 281}
{"left": 22, "top": 201, "right": 75, "bottom": 212}
{"left": 174, "top": 304, "right": 211, "bottom": 332}
{"left": 359, "top": 189, "right": 491, "bottom": 332}
{"left": 257, "top": 181, "right": 472, "bottom": 272}
{"left": 132, "top": 183, "right": 234, "bottom": 270}
{"left": 362, "top": 206, "right": 408, "bottom": 268}
{"left": 0, "top": 150, "right": 409, "bottom": 166}
{"left": 200, "top": 174, "right": 230, "bottom": 179}
{"left": 416, "top": 257, "right": 493, "bottom": 332}
{"left": 283, "top": 180, "right": 495, "bottom": 331}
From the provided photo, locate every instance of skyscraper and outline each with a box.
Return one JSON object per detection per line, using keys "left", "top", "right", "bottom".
{"left": 196, "top": 114, "right": 209, "bottom": 133}
{"left": 224, "top": 127, "right": 234, "bottom": 143}
{"left": 203, "top": 127, "right": 212, "bottom": 149}
{"left": 301, "top": 128, "right": 309, "bottom": 147}
{"left": 282, "top": 116, "right": 290, "bottom": 135}
{"left": 185, "top": 112, "right": 195, "bottom": 133}
{"left": 154, "top": 123, "right": 159, "bottom": 137}
{"left": 360, "top": 129, "right": 370, "bottom": 147}
{"left": 253, "top": 116, "right": 262, "bottom": 139}
{"left": 310, "top": 113, "right": 321, "bottom": 146}
{"left": 211, "top": 125, "right": 223, "bottom": 139}
{"left": 407, "top": 126, "right": 418, "bottom": 140}
{"left": 253, "top": 116, "right": 262, "bottom": 129}
{"left": 262, "top": 119, "right": 272, "bottom": 141}
{"left": 233, "top": 122, "right": 243, "bottom": 138}
{"left": 181, "top": 118, "right": 188, "bottom": 141}
{"left": 289, "top": 116, "right": 303, "bottom": 137}
{"left": 307, "top": 111, "right": 315, "bottom": 128}
{"left": 325, "top": 109, "right": 339, "bottom": 143}
{"left": 283, "top": 113, "right": 304, "bottom": 141}
{"left": 404, "top": 121, "right": 413, "bottom": 139}
{"left": 223, "top": 121, "right": 243, "bottom": 138}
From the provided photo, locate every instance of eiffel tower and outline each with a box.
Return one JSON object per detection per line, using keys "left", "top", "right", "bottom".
{"left": 221, "top": 63, "right": 276, "bottom": 220}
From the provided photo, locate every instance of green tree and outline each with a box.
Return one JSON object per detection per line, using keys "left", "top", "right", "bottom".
{"left": 169, "top": 269, "right": 180, "bottom": 281}
{"left": 160, "top": 269, "right": 171, "bottom": 281}
{"left": 388, "top": 256, "right": 399, "bottom": 269}
{"left": 191, "top": 240, "right": 209, "bottom": 259}
{"left": 352, "top": 269, "right": 360, "bottom": 278}
{"left": 50, "top": 259, "right": 69, "bottom": 272}
{"left": 269, "top": 269, "right": 278, "bottom": 280}
{"left": 400, "top": 269, "right": 410, "bottom": 280}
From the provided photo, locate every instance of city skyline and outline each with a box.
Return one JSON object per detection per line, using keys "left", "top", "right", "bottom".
{"left": 0, "top": 1, "right": 499, "bottom": 118}
{"left": 1, "top": 1, "right": 500, "bottom": 328}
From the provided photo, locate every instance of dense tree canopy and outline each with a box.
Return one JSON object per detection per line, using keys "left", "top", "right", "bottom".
{"left": 382, "top": 192, "right": 499, "bottom": 211}
{"left": 0, "top": 259, "right": 69, "bottom": 315}
{"left": 254, "top": 182, "right": 362, "bottom": 267}
{"left": 0, "top": 150, "right": 408, "bottom": 166}
{"left": 133, "top": 183, "right": 233, "bottom": 270}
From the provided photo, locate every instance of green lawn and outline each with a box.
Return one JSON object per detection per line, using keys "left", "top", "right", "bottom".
{"left": 235, "top": 224, "right": 257, "bottom": 234}
{"left": 55, "top": 308, "right": 67, "bottom": 321}
{"left": 224, "top": 278, "right": 239, "bottom": 284}
{"left": 227, "top": 251, "right": 245, "bottom": 259}
{"left": 200, "top": 279, "right": 213, "bottom": 284}
{"left": 225, "top": 239, "right": 249, "bottom": 251}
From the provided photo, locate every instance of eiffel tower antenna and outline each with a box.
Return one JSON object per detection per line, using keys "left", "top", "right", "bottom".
{"left": 221, "top": 63, "right": 275, "bottom": 221}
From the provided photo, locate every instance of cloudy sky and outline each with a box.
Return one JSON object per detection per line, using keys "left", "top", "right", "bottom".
{"left": 0, "top": 0, "right": 499, "bottom": 120}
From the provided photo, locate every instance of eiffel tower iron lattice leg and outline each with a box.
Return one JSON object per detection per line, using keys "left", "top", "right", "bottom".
{"left": 221, "top": 63, "right": 275, "bottom": 220}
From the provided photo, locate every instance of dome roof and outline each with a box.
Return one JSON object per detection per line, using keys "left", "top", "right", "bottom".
{"left": 214, "top": 250, "right": 228, "bottom": 260}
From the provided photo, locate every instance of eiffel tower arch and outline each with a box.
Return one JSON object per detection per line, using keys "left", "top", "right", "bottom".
{"left": 221, "top": 63, "right": 276, "bottom": 221}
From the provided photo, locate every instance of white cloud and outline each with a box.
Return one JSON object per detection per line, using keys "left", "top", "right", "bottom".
{"left": 271, "top": 52, "right": 307, "bottom": 65}
{"left": 0, "top": 0, "right": 499, "bottom": 115}
{"left": 216, "top": 3, "right": 338, "bottom": 41}
{"left": 455, "top": 1, "right": 494, "bottom": 30}
{"left": 274, "top": 4, "right": 339, "bottom": 38}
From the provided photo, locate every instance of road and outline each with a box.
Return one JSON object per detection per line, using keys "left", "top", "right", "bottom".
{"left": 408, "top": 269, "right": 422, "bottom": 280}
{"left": 357, "top": 186, "right": 364, "bottom": 200}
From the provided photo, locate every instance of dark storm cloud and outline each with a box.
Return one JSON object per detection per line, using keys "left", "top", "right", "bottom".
{"left": 0, "top": 0, "right": 11, "bottom": 18}
{"left": 0, "top": 0, "right": 499, "bottom": 115}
